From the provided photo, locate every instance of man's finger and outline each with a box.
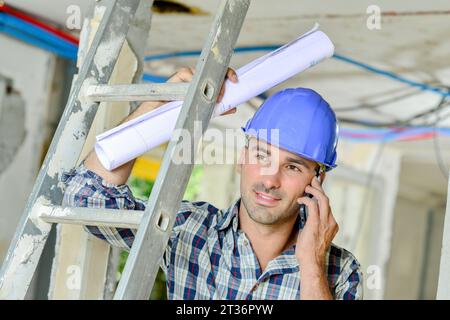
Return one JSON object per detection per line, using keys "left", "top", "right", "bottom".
{"left": 222, "top": 108, "right": 237, "bottom": 115}
{"left": 226, "top": 67, "right": 238, "bottom": 83}
{"left": 217, "top": 83, "right": 225, "bottom": 102}
{"left": 167, "top": 67, "right": 194, "bottom": 83}
{"left": 305, "top": 185, "right": 330, "bottom": 221}
{"left": 179, "top": 67, "right": 194, "bottom": 82}
{"left": 311, "top": 176, "right": 324, "bottom": 192}
{"left": 217, "top": 68, "right": 238, "bottom": 103}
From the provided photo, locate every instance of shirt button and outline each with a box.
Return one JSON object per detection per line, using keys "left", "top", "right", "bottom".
{"left": 243, "top": 239, "right": 249, "bottom": 246}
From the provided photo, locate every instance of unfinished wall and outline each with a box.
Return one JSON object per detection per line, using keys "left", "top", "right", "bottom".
{"left": 0, "top": 34, "right": 58, "bottom": 264}
{"left": 384, "top": 159, "right": 447, "bottom": 299}
{"left": 325, "top": 141, "right": 402, "bottom": 299}
{"left": 384, "top": 197, "right": 445, "bottom": 299}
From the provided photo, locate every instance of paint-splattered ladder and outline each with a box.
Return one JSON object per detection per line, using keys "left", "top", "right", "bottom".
{"left": 0, "top": 0, "right": 249, "bottom": 300}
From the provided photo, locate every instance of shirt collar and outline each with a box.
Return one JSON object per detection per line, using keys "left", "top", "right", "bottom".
{"left": 216, "top": 198, "right": 241, "bottom": 232}
{"left": 216, "top": 198, "right": 303, "bottom": 273}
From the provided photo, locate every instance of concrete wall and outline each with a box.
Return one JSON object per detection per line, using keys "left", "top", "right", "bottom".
{"left": 0, "top": 34, "right": 74, "bottom": 284}
{"left": 0, "top": 35, "right": 60, "bottom": 265}
{"left": 383, "top": 158, "right": 447, "bottom": 300}
{"left": 325, "top": 142, "right": 402, "bottom": 299}
{"left": 384, "top": 197, "right": 445, "bottom": 299}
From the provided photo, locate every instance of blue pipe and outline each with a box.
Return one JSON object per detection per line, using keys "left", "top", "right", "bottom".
{"left": 144, "top": 48, "right": 450, "bottom": 99}
{"left": 142, "top": 73, "right": 168, "bottom": 83}
{"left": 2, "top": 11, "right": 448, "bottom": 142}
{"left": 333, "top": 54, "right": 450, "bottom": 98}
{"left": 340, "top": 126, "right": 450, "bottom": 142}
{"left": 144, "top": 45, "right": 279, "bottom": 61}
{"left": 0, "top": 24, "right": 77, "bottom": 60}
{"left": 0, "top": 13, "right": 78, "bottom": 53}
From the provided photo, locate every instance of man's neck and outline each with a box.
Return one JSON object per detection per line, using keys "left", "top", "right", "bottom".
{"left": 238, "top": 203, "right": 298, "bottom": 272}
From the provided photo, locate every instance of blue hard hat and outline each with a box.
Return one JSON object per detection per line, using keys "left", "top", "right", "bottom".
{"left": 243, "top": 88, "right": 339, "bottom": 171}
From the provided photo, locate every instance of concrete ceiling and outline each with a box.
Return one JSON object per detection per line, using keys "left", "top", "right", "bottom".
{"left": 8, "top": 0, "right": 450, "bottom": 119}
{"left": 6, "top": 0, "right": 450, "bottom": 185}
{"left": 142, "top": 0, "right": 450, "bottom": 122}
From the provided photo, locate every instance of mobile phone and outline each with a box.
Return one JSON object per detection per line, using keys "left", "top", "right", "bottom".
{"left": 299, "top": 168, "right": 321, "bottom": 224}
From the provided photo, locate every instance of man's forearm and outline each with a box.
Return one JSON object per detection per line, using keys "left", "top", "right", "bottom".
{"left": 84, "top": 100, "right": 164, "bottom": 185}
{"left": 299, "top": 264, "right": 334, "bottom": 300}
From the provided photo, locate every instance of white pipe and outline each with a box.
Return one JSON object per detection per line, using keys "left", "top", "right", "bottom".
{"left": 95, "top": 24, "right": 335, "bottom": 171}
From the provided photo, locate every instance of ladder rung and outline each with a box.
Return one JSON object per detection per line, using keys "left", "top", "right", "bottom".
{"left": 86, "top": 83, "right": 189, "bottom": 102}
{"left": 38, "top": 205, "right": 142, "bottom": 229}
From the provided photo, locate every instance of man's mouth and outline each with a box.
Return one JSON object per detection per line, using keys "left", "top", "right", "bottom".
{"left": 254, "top": 191, "right": 281, "bottom": 206}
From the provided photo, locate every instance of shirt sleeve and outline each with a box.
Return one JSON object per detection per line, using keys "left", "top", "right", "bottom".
{"left": 61, "top": 162, "right": 146, "bottom": 250}
{"left": 333, "top": 251, "right": 364, "bottom": 300}
{"left": 158, "top": 200, "right": 208, "bottom": 275}
{"left": 61, "top": 162, "right": 199, "bottom": 275}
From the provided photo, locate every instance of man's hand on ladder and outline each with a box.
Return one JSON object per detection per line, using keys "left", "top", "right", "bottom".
{"left": 166, "top": 66, "right": 238, "bottom": 115}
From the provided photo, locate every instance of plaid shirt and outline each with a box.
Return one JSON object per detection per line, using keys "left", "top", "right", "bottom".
{"left": 62, "top": 164, "right": 363, "bottom": 300}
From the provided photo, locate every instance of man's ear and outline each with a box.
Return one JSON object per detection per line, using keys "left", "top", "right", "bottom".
{"left": 319, "top": 172, "right": 326, "bottom": 185}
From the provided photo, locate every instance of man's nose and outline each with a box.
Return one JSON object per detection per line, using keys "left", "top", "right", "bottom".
{"left": 261, "top": 170, "right": 281, "bottom": 190}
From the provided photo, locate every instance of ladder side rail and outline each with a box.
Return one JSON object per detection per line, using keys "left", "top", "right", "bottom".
{"left": 437, "top": 176, "right": 450, "bottom": 299}
{"left": 47, "top": 0, "right": 156, "bottom": 300}
{"left": 0, "top": 0, "right": 141, "bottom": 299}
{"left": 114, "top": 0, "right": 251, "bottom": 300}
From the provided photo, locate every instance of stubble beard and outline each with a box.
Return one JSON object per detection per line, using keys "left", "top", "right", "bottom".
{"left": 241, "top": 183, "right": 297, "bottom": 226}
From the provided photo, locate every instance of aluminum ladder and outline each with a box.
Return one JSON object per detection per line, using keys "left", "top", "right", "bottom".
{"left": 0, "top": 0, "right": 250, "bottom": 300}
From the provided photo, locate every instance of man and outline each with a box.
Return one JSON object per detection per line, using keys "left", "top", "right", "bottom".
{"left": 62, "top": 68, "right": 362, "bottom": 300}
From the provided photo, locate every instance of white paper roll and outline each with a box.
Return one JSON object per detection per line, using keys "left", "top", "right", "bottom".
{"left": 95, "top": 24, "right": 335, "bottom": 171}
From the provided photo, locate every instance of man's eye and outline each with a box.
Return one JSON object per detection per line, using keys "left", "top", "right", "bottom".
{"left": 256, "top": 153, "right": 268, "bottom": 161}
{"left": 287, "top": 165, "right": 301, "bottom": 172}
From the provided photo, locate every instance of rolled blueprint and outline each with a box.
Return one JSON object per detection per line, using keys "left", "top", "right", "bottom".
{"left": 95, "top": 24, "right": 335, "bottom": 170}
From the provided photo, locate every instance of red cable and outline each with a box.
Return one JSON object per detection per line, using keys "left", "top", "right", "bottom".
{"left": 340, "top": 129, "right": 438, "bottom": 142}
{"left": 340, "top": 132, "right": 385, "bottom": 139}
{"left": 0, "top": 3, "right": 79, "bottom": 45}
{"left": 397, "top": 132, "right": 436, "bottom": 142}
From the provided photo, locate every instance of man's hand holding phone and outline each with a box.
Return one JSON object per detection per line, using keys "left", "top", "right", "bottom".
{"left": 295, "top": 175, "right": 339, "bottom": 270}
